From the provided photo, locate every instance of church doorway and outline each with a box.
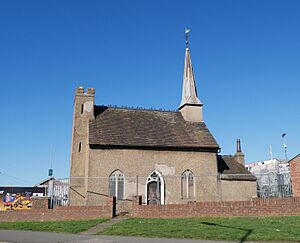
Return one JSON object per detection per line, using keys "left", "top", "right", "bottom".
{"left": 146, "top": 171, "right": 164, "bottom": 205}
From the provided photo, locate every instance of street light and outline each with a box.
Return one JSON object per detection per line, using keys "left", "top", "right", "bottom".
{"left": 281, "top": 133, "right": 288, "bottom": 162}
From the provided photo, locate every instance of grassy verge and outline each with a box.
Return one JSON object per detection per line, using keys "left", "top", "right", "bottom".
{"left": 100, "top": 217, "right": 300, "bottom": 242}
{"left": 0, "top": 218, "right": 109, "bottom": 234}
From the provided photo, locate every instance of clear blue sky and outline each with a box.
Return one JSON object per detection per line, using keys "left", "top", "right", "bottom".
{"left": 0, "top": 0, "right": 299, "bottom": 185}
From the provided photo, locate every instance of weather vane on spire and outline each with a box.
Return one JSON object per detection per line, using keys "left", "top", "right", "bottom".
{"left": 185, "top": 28, "right": 190, "bottom": 47}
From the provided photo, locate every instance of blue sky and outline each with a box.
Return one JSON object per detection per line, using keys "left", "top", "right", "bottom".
{"left": 0, "top": 0, "right": 299, "bottom": 185}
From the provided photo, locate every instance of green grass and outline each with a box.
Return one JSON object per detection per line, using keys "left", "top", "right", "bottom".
{"left": 0, "top": 218, "right": 109, "bottom": 234}
{"left": 100, "top": 217, "right": 300, "bottom": 242}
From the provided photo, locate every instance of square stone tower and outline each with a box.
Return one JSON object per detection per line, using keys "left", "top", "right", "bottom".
{"left": 69, "top": 87, "right": 95, "bottom": 206}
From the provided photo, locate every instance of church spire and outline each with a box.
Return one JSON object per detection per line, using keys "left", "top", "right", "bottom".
{"left": 179, "top": 29, "right": 203, "bottom": 122}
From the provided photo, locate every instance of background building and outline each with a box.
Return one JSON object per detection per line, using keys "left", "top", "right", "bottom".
{"left": 246, "top": 159, "right": 292, "bottom": 198}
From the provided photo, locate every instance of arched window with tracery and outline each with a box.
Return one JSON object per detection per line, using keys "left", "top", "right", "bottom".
{"left": 181, "top": 170, "right": 194, "bottom": 199}
{"left": 109, "top": 170, "right": 124, "bottom": 200}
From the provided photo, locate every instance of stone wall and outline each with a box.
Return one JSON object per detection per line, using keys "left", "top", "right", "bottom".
{"left": 85, "top": 148, "right": 257, "bottom": 205}
{"left": 87, "top": 148, "right": 220, "bottom": 205}
{"left": 220, "top": 180, "right": 257, "bottom": 201}
{"left": 290, "top": 154, "right": 300, "bottom": 197}
{"left": 133, "top": 197, "right": 300, "bottom": 218}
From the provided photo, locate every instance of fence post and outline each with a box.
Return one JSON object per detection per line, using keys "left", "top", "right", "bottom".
{"left": 48, "top": 179, "right": 54, "bottom": 208}
{"left": 217, "top": 173, "right": 222, "bottom": 201}
{"left": 112, "top": 196, "right": 117, "bottom": 218}
{"left": 67, "top": 178, "right": 70, "bottom": 206}
{"left": 136, "top": 175, "right": 139, "bottom": 196}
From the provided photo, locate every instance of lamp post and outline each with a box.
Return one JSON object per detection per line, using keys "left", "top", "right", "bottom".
{"left": 281, "top": 133, "right": 288, "bottom": 162}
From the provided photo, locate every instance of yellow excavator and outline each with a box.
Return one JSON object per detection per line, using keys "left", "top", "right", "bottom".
{"left": 4, "top": 194, "right": 31, "bottom": 210}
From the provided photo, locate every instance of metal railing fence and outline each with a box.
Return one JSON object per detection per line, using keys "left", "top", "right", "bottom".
{"left": 48, "top": 171, "right": 293, "bottom": 207}
{"left": 255, "top": 171, "right": 292, "bottom": 198}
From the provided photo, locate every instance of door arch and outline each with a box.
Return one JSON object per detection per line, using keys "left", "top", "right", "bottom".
{"left": 146, "top": 170, "right": 165, "bottom": 205}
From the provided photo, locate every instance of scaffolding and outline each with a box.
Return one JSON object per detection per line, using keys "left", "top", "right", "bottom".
{"left": 255, "top": 170, "right": 292, "bottom": 198}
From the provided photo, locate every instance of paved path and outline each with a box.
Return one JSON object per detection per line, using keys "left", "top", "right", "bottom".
{"left": 0, "top": 229, "right": 243, "bottom": 243}
{"left": 80, "top": 217, "right": 128, "bottom": 235}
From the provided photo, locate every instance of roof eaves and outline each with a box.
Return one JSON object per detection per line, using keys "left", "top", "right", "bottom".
{"left": 90, "top": 143, "right": 219, "bottom": 151}
{"left": 220, "top": 174, "right": 257, "bottom": 181}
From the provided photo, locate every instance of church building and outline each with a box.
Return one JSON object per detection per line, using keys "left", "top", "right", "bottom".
{"left": 69, "top": 34, "right": 256, "bottom": 206}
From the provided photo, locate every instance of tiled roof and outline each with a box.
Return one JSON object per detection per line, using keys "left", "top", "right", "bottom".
{"left": 89, "top": 106, "right": 219, "bottom": 149}
{"left": 217, "top": 155, "right": 256, "bottom": 181}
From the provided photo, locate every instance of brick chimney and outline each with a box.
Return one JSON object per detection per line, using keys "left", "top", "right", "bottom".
{"left": 234, "top": 138, "right": 245, "bottom": 165}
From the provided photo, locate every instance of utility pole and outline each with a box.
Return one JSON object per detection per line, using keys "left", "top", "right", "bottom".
{"left": 49, "top": 144, "right": 53, "bottom": 177}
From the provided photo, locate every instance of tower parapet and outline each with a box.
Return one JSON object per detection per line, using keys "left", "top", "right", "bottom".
{"left": 87, "top": 87, "right": 95, "bottom": 95}
{"left": 76, "top": 87, "right": 84, "bottom": 94}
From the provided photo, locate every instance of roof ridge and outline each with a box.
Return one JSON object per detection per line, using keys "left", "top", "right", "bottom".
{"left": 94, "top": 105, "right": 179, "bottom": 113}
{"left": 90, "top": 105, "right": 219, "bottom": 149}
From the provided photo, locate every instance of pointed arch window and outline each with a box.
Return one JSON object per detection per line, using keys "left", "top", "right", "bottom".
{"left": 181, "top": 170, "right": 194, "bottom": 199}
{"left": 109, "top": 170, "right": 124, "bottom": 200}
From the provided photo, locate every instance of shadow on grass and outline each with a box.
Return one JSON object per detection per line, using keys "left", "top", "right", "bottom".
{"left": 201, "top": 222, "right": 252, "bottom": 243}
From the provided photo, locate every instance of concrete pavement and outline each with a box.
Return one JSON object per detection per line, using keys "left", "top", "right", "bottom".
{"left": 0, "top": 229, "right": 241, "bottom": 243}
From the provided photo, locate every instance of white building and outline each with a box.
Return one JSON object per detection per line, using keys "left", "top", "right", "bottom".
{"left": 246, "top": 159, "right": 289, "bottom": 174}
